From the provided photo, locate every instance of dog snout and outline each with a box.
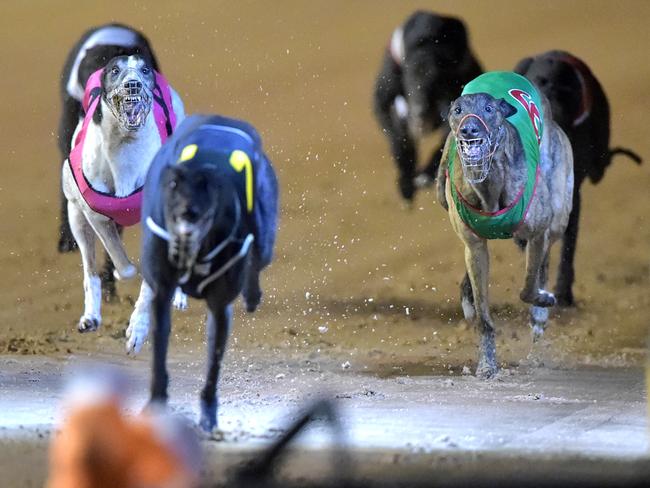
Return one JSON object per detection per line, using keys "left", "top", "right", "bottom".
{"left": 175, "top": 220, "right": 196, "bottom": 237}
{"left": 123, "top": 80, "right": 143, "bottom": 95}
{"left": 459, "top": 120, "right": 483, "bottom": 138}
{"left": 183, "top": 206, "right": 201, "bottom": 222}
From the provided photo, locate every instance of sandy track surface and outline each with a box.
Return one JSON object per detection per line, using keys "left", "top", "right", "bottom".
{"left": 0, "top": 0, "right": 649, "bottom": 485}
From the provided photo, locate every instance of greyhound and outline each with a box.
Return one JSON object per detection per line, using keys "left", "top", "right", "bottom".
{"left": 140, "top": 114, "right": 278, "bottom": 431}
{"left": 514, "top": 50, "right": 642, "bottom": 306}
{"left": 437, "top": 72, "right": 573, "bottom": 377}
{"left": 373, "top": 11, "right": 482, "bottom": 201}
{"left": 61, "top": 54, "right": 185, "bottom": 338}
{"left": 58, "top": 23, "right": 160, "bottom": 300}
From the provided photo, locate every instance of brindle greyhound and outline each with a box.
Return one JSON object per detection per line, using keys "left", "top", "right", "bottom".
{"left": 437, "top": 72, "right": 573, "bottom": 377}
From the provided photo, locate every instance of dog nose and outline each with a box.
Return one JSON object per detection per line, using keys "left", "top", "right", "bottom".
{"left": 184, "top": 206, "right": 200, "bottom": 222}
{"left": 460, "top": 122, "right": 481, "bottom": 138}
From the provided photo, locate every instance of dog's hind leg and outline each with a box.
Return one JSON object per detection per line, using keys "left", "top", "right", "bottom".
{"left": 100, "top": 225, "right": 122, "bottom": 303}
{"left": 57, "top": 96, "right": 81, "bottom": 253}
{"left": 554, "top": 188, "right": 580, "bottom": 306}
{"left": 464, "top": 242, "right": 498, "bottom": 378}
{"left": 460, "top": 272, "right": 475, "bottom": 321}
{"left": 58, "top": 185, "right": 78, "bottom": 253}
{"left": 199, "top": 299, "right": 232, "bottom": 432}
{"left": 68, "top": 202, "right": 101, "bottom": 332}
{"left": 520, "top": 232, "right": 556, "bottom": 308}
{"left": 243, "top": 250, "right": 262, "bottom": 313}
{"left": 149, "top": 285, "right": 175, "bottom": 403}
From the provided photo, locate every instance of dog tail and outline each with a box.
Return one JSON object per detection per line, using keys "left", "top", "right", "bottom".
{"left": 609, "top": 147, "right": 643, "bottom": 165}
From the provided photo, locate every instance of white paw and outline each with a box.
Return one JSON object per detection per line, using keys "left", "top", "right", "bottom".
{"left": 126, "top": 311, "right": 149, "bottom": 354}
{"left": 114, "top": 264, "right": 137, "bottom": 281}
{"left": 414, "top": 173, "right": 434, "bottom": 189}
{"left": 531, "top": 323, "right": 545, "bottom": 342}
{"left": 394, "top": 95, "right": 409, "bottom": 119}
{"left": 78, "top": 314, "right": 101, "bottom": 333}
{"left": 173, "top": 288, "right": 188, "bottom": 311}
{"left": 531, "top": 306, "right": 549, "bottom": 324}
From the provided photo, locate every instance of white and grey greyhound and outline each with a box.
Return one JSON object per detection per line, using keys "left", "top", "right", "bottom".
{"left": 61, "top": 54, "right": 185, "bottom": 351}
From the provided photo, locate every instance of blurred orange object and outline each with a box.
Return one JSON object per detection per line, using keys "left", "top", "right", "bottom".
{"left": 46, "top": 372, "right": 200, "bottom": 488}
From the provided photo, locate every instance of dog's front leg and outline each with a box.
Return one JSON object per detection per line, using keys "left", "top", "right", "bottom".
{"left": 68, "top": 202, "right": 101, "bottom": 332}
{"left": 126, "top": 281, "right": 154, "bottom": 354}
{"left": 84, "top": 213, "right": 136, "bottom": 280}
{"left": 530, "top": 251, "right": 551, "bottom": 341}
{"left": 464, "top": 240, "right": 498, "bottom": 378}
{"left": 199, "top": 299, "right": 232, "bottom": 432}
{"left": 149, "top": 285, "right": 175, "bottom": 404}
{"left": 520, "top": 231, "right": 556, "bottom": 308}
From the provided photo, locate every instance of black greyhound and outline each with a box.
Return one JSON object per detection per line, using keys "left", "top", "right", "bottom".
{"left": 515, "top": 50, "right": 642, "bottom": 306}
{"left": 373, "top": 11, "right": 482, "bottom": 201}
{"left": 141, "top": 114, "right": 278, "bottom": 431}
{"left": 58, "top": 23, "right": 159, "bottom": 299}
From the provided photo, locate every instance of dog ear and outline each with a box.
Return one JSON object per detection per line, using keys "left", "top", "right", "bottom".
{"left": 498, "top": 98, "right": 517, "bottom": 118}
{"left": 513, "top": 57, "right": 534, "bottom": 75}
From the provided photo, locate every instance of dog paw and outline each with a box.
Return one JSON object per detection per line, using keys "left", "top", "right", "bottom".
{"left": 414, "top": 172, "right": 434, "bottom": 189}
{"left": 531, "top": 324, "right": 545, "bottom": 343}
{"left": 520, "top": 289, "right": 556, "bottom": 308}
{"left": 144, "top": 398, "right": 168, "bottom": 415}
{"left": 173, "top": 288, "right": 188, "bottom": 311}
{"left": 534, "top": 290, "right": 556, "bottom": 307}
{"left": 126, "top": 314, "right": 149, "bottom": 354}
{"left": 476, "top": 361, "right": 498, "bottom": 379}
{"left": 398, "top": 175, "right": 416, "bottom": 201}
{"left": 244, "top": 290, "right": 261, "bottom": 313}
{"left": 57, "top": 233, "right": 78, "bottom": 253}
{"left": 113, "top": 264, "right": 137, "bottom": 281}
{"left": 78, "top": 315, "right": 100, "bottom": 333}
{"left": 199, "top": 399, "right": 217, "bottom": 432}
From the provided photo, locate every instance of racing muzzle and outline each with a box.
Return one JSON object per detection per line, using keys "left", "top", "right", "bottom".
{"left": 168, "top": 221, "right": 204, "bottom": 270}
{"left": 106, "top": 68, "right": 152, "bottom": 131}
{"left": 455, "top": 114, "right": 501, "bottom": 184}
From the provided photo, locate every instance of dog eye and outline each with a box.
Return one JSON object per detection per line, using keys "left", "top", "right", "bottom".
{"left": 141, "top": 66, "right": 150, "bottom": 74}
{"left": 454, "top": 106, "right": 462, "bottom": 115}
{"left": 485, "top": 105, "right": 493, "bottom": 113}
{"left": 111, "top": 66, "right": 120, "bottom": 75}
